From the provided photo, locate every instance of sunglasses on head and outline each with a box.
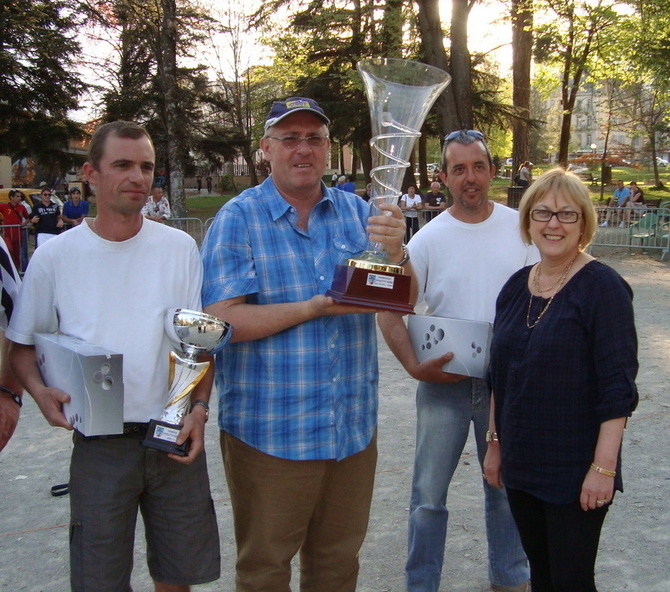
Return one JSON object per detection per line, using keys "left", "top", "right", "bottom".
{"left": 444, "top": 130, "right": 485, "bottom": 142}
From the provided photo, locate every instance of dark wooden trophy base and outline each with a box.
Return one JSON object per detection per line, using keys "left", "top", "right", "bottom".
{"left": 141, "top": 419, "right": 189, "bottom": 456}
{"left": 326, "top": 261, "right": 414, "bottom": 314}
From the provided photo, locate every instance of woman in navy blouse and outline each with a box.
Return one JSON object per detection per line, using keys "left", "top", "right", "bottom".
{"left": 483, "top": 168, "right": 638, "bottom": 592}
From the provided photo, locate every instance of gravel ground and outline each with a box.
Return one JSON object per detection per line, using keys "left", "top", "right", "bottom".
{"left": 0, "top": 251, "right": 668, "bottom": 591}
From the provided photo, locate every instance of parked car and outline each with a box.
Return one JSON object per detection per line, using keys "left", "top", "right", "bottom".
{"left": 656, "top": 157, "right": 668, "bottom": 167}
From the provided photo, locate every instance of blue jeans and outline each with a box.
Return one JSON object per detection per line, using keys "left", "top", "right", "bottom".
{"left": 406, "top": 378, "right": 529, "bottom": 591}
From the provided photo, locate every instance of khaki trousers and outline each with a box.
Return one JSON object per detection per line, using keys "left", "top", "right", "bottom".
{"left": 221, "top": 430, "right": 378, "bottom": 592}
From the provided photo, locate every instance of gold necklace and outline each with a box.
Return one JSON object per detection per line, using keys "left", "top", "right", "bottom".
{"left": 534, "top": 262, "right": 568, "bottom": 293}
{"left": 526, "top": 254, "right": 579, "bottom": 329}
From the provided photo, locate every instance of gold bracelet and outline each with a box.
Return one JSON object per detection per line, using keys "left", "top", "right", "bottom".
{"left": 590, "top": 463, "right": 616, "bottom": 478}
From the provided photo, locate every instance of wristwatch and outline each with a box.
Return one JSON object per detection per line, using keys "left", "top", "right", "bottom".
{"left": 0, "top": 386, "right": 22, "bottom": 407}
{"left": 191, "top": 399, "right": 209, "bottom": 422}
{"left": 485, "top": 430, "right": 499, "bottom": 442}
{"left": 394, "top": 244, "right": 411, "bottom": 266}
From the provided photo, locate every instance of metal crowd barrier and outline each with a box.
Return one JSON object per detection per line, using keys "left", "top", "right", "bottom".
{"left": 0, "top": 223, "right": 31, "bottom": 273}
{"left": 165, "top": 217, "right": 205, "bottom": 246}
{"left": 590, "top": 206, "right": 670, "bottom": 259}
{"left": 1, "top": 218, "right": 208, "bottom": 272}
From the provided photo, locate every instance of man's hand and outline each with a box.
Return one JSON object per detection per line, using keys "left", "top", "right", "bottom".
{"left": 409, "top": 353, "right": 467, "bottom": 384}
{"left": 367, "top": 203, "right": 407, "bottom": 263}
{"left": 31, "top": 386, "right": 73, "bottom": 430}
{"left": 0, "top": 395, "right": 20, "bottom": 451}
{"left": 168, "top": 405, "right": 207, "bottom": 465}
{"left": 307, "top": 295, "right": 381, "bottom": 317}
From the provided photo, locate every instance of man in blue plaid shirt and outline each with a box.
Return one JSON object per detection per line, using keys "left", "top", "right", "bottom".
{"left": 202, "top": 97, "right": 414, "bottom": 592}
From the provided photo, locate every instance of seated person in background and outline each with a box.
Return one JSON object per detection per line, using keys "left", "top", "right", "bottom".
{"left": 399, "top": 185, "right": 423, "bottom": 242}
{"left": 601, "top": 180, "right": 630, "bottom": 227}
{"left": 142, "top": 185, "right": 172, "bottom": 222}
{"left": 340, "top": 175, "right": 357, "bottom": 194}
{"left": 345, "top": 176, "right": 358, "bottom": 194}
{"left": 62, "top": 188, "right": 90, "bottom": 228}
{"left": 362, "top": 183, "right": 372, "bottom": 202}
{"left": 423, "top": 181, "right": 448, "bottom": 223}
{"left": 628, "top": 181, "right": 645, "bottom": 206}
{"left": 624, "top": 181, "right": 646, "bottom": 225}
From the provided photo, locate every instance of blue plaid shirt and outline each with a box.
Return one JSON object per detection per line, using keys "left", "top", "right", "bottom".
{"left": 201, "top": 178, "right": 378, "bottom": 461}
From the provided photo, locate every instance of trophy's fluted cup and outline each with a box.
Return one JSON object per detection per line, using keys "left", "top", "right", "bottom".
{"left": 142, "top": 308, "right": 233, "bottom": 456}
{"left": 326, "top": 58, "right": 451, "bottom": 313}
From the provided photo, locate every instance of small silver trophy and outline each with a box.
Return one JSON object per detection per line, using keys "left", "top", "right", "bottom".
{"left": 142, "top": 308, "right": 233, "bottom": 455}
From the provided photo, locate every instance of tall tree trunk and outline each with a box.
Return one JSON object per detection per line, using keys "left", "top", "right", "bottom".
{"left": 360, "top": 139, "right": 372, "bottom": 184}
{"left": 415, "top": 0, "right": 460, "bottom": 134}
{"left": 160, "top": 0, "right": 186, "bottom": 217}
{"left": 418, "top": 131, "right": 429, "bottom": 188}
{"left": 511, "top": 0, "right": 532, "bottom": 183}
{"left": 450, "top": 0, "right": 473, "bottom": 129}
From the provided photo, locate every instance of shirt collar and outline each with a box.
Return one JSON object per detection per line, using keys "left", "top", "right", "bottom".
{"left": 265, "top": 177, "right": 333, "bottom": 222}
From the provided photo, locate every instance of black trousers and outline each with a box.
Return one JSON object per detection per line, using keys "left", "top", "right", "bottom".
{"left": 506, "top": 488, "right": 610, "bottom": 592}
{"left": 405, "top": 216, "right": 420, "bottom": 242}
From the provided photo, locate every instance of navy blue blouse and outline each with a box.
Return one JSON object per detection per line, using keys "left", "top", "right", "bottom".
{"left": 489, "top": 260, "right": 639, "bottom": 504}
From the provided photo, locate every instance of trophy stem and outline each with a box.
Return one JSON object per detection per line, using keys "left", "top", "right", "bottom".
{"left": 160, "top": 351, "right": 210, "bottom": 424}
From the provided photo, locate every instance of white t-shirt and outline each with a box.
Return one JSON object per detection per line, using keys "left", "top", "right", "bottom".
{"left": 7, "top": 220, "right": 203, "bottom": 422}
{"left": 400, "top": 193, "right": 422, "bottom": 218}
{"left": 408, "top": 202, "right": 539, "bottom": 323}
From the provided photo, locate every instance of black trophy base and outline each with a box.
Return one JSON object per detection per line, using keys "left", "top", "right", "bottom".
{"left": 326, "top": 264, "right": 415, "bottom": 314}
{"left": 141, "top": 419, "right": 190, "bottom": 456}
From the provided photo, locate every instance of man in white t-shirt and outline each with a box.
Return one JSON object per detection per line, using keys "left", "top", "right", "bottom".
{"left": 7, "top": 121, "right": 220, "bottom": 591}
{"left": 379, "top": 130, "right": 537, "bottom": 592}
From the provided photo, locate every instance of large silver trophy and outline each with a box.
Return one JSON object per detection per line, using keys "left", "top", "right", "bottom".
{"left": 143, "top": 308, "right": 233, "bottom": 455}
{"left": 326, "top": 58, "right": 451, "bottom": 313}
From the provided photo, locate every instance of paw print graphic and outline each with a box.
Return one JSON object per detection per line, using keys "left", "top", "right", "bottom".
{"left": 420, "top": 324, "right": 444, "bottom": 351}
{"left": 471, "top": 341, "right": 483, "bottom": 359}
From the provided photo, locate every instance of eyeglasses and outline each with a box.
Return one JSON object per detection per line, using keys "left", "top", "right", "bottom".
{"left": 444, "top": 130, "right": 485, "bottom": 143}
{"left": 41, "top": 192, "right": 52, "bottom": 197}
{"left": 530, "top": 209, "right": 581, "bottom": 224}
{"left": 266, "top": 135, "right": 329, "bottom": 149}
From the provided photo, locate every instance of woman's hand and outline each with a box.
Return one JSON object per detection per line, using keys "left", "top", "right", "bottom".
{"left": 580, "top": 469, "right": 614, "bottom": 511}
{"left": 483, "top": 443, "right": 503, "bottom": 489}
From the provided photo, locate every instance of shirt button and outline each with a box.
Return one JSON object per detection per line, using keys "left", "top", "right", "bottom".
{"left": 341, "top": 244, "right": 346, "bottom": 249}
{"left": 320, "top": 275, "right": 325, "bottom": 281}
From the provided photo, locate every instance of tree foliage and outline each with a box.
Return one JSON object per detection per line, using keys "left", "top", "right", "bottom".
{"left": 0, "top": 0, "right": 86, "bottom": 173}
{"left": 534, "top": 0, "right": 619, "bottom": 166}
{"left": 87, "top": 0, "right": 227, "bottom": 214}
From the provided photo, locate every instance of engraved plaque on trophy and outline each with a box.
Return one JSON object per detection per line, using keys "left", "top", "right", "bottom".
{"left": 326, "top": 58, "right": 451, "bottom": 313}
{"left": 142, "top": 308, "right": 233, "bottom": 456}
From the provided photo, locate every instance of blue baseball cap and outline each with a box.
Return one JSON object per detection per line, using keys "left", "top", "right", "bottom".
{"left": 264, "top": 97, "right": 330, "bottom": 132}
